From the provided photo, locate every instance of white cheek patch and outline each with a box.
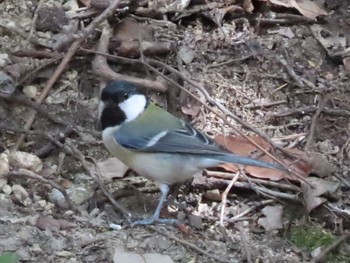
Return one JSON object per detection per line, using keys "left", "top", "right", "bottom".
{"left": 119, "top": 94, "right": 147, "bottom": 122}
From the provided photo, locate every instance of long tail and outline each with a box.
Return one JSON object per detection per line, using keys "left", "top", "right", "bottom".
{"left": 210, "top": 153, "right": 286, "bottom": 171}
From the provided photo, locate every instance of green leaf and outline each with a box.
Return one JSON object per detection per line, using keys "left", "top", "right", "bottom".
{"left": 0, "top": 253, "right": 19, "bottom": 263}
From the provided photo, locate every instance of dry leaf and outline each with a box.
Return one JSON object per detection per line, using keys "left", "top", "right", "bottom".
{"left": 36, "top": 216, "right": 76, "bottom": 231}
{"left": 78, "top": 0, "right": 91, "bottom": 6}
{"left": 309, "top": 152, "right": 335, "bottom": 177}
{"left": 178, "top": 46, "right": 194, "bottom": 64}
{"left": 208, "top": 5, "right": 243, "bottom": 25}
{"left": 243, "top": 0, "right": 254, "bottom": 13}
{"left": 301, "top": 177, "right": 339, "bottom": 213}
{"left": 181, "top": 103, "right": 201, "bottom": 116}
{"left": 113, "top": 246, "right": 174, "bottom": 263}
{"left": 167, "top": 0, "right": 191, "bottom": 11}
{"left": 269, "top": 0, "right": 327, "bottom": 19}
{"left": 214, "top": 135, "right": 311, "bottom": 181}
{"left": 215, "top": 135, "right": 271, "bottom": 156}
{"left": 92, "top": 158, "right": 129, "bottom": 182}
{"left": 113, "top": 18, "right": 153, "bottom": 43}
{"left": 258, "top": 205, "right": 284, "bottom": 231}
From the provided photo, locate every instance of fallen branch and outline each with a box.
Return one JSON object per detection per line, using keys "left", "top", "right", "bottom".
{"left": 219, "top": 172, "right": 240, "bottom": 227}
{"left": 92, "top": 22, "right": 168, "bottom": 92}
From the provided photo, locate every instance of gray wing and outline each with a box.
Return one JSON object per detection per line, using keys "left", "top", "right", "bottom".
{"left": 114, "top": 120, "right": 228, "bottom": 155}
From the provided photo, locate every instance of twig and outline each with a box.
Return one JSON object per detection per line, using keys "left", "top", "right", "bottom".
{"left": 8, "top": 169, "right": 76, "bottom": 212}
{"left": 276, "top": 52, "right": 304, "bottom": 88}
{"left": 207, "top": 53, "right": 253, "bottom": 69}
{"left": 219, "top": 172, "right": 240, "bottom": 227}
{"left": 244, "top": 100, "right": 287, "bottom": 110}
{"left": 147, "top": 226, "right": 231, "bottom": 263}
{"left": 64, "top": 141, "right": 131, "bottom": 219}
{"left": 226, "top": 200, "right": 275, "bottom": 223}
{"left": 92, "top": 22, "right": 168, "bottom": 91}
{"left": 237, "top": 222, "right": 252, "bottom": 263}
{"left": 25, "top": 0, "right": 45, "bottom": 48}
{"left": 206, "top": 170, "right": 300, "bottom": 192}
{"left": 304, "top": 95, "right": 329, "bottom": 151}
{"left": 314, "top": 232, "right": 350, "bottom": 263}
{"left": 273, "top": 107, "right": 350, "bottom": 118}
{"left": 200, "top": 176, "right": 300, "bottom": 201}
{"left": 12, "top": 0, "right": 122, "bottom": 150}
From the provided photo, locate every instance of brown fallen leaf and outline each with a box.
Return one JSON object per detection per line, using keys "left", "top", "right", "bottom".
{"left": 36, "top": 216, "right": 76, "bottom": 231}
{"left": 215, "top": 135, "right": 271, "bottom": 156}
{"left": 214, "top": 135, "right": 310, "bottom": 180}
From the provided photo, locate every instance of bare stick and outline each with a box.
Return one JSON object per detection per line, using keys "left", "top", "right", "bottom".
{"left": 304, "top": 95, "right": 329, "bottom": 151}
{"left": 314, "top": 233, "right": 350, "bottom": 263}
{"left": 237, "top": 222, "right": 253, "bottom": 263}
{"left": 219, "top": 172, "right": 240, "bottom": 227}
{"left": 9, "top": 169, "right": 76, "bottom": 212}
{"left": 25, "top": 0, "right": 45, "bottom": 48}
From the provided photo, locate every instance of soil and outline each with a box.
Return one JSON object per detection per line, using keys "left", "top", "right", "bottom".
{"left": 0, "top": 0, "right": 349, "bottom": 262}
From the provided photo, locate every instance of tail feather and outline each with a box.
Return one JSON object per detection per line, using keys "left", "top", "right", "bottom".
{"left": 210, "top": 153, "right": 286, "bottom": 171}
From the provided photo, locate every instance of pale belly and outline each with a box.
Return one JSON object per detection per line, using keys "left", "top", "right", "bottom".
{"left": 102, "top": 127, "right": 213, "bottom": 185}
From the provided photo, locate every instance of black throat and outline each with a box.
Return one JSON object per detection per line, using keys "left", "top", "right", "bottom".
{"left": 100, "top": 105, "right": 126, "bottom": 130}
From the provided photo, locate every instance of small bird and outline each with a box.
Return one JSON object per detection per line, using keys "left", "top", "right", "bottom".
{"left": 99, "top": 80, "right": 285, "bottom": 226}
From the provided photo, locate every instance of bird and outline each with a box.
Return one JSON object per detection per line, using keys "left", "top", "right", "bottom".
{"left": 98, "top": 80, "right": 286, "bottom": 226}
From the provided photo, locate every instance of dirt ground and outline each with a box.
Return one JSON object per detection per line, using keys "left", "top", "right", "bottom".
{"left": 0, "top": 0, "right": 350, "bottom": 262}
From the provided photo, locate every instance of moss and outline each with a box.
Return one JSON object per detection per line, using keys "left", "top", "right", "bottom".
{"left": 288, "top": 223, "right": 334, "bottom": 250}
{"left": 288, "top": 223, "right": 350, "bottom": 262}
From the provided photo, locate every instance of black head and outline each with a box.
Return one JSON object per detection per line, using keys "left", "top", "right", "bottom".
{"left": 101, "top": 80, "right": 140, "bottom": 104}
{"left": 99, "top": 81, "right": 147, "bottom": 130}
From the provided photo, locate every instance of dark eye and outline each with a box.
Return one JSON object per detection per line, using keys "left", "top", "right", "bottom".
{"left": 124, "top": 93, "right": 129, "bottom": 99}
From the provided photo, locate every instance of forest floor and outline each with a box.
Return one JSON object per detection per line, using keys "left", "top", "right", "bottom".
{"left": 0, "top": 0, "right": 349, "bottom": 262}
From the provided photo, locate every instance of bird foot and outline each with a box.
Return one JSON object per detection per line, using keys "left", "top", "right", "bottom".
{"left": 131, "top": 216, "right": 178, "bottom": 226}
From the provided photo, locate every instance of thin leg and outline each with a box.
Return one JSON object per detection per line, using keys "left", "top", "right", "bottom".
{"left": 131, "top": 183, "right": 178, "bottom": 226}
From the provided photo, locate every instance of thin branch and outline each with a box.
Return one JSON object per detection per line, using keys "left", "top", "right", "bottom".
{"left": 219, "top": 172, "right": 240, "bottom": 227}
{"left": 9, "top": 170, "right": 76, "bottom": 212}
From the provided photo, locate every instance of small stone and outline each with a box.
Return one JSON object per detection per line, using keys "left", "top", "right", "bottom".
{"left": 38, "top": 200, "right": 47, "bottom": 208}
{"left": 189, "top": 215, "right": 204, "bottom": 230}
{"left": 2, "top": 184, "right": 12, "bottom": 195}
{"left": 31, "top": 243, "right": 43, "bottom": 253}
{"left": 22, "top": 85, "right": 37, "bottom": 98}
{"left": 0, "top": 179, "right": 7, "bottom": 188}
{"left": 63, "top": 0, "right": 80, "bottom": 11}
{"left": 12, "top": 184, "right": 29, "bottom": 203}
{"left": 0, "top": 53, "right": 10, "bottom": 67}
{"left": 44, "top": 202, "right": 55, "bottom": 211}
{"left": 203, "top": 189, "right": 222, "bottom": 201}
{"left": 10, "top": 151, "right": 43, "bottom": 173}
{"left": 0, "top": 153, "right": 10, "bottom": 178}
